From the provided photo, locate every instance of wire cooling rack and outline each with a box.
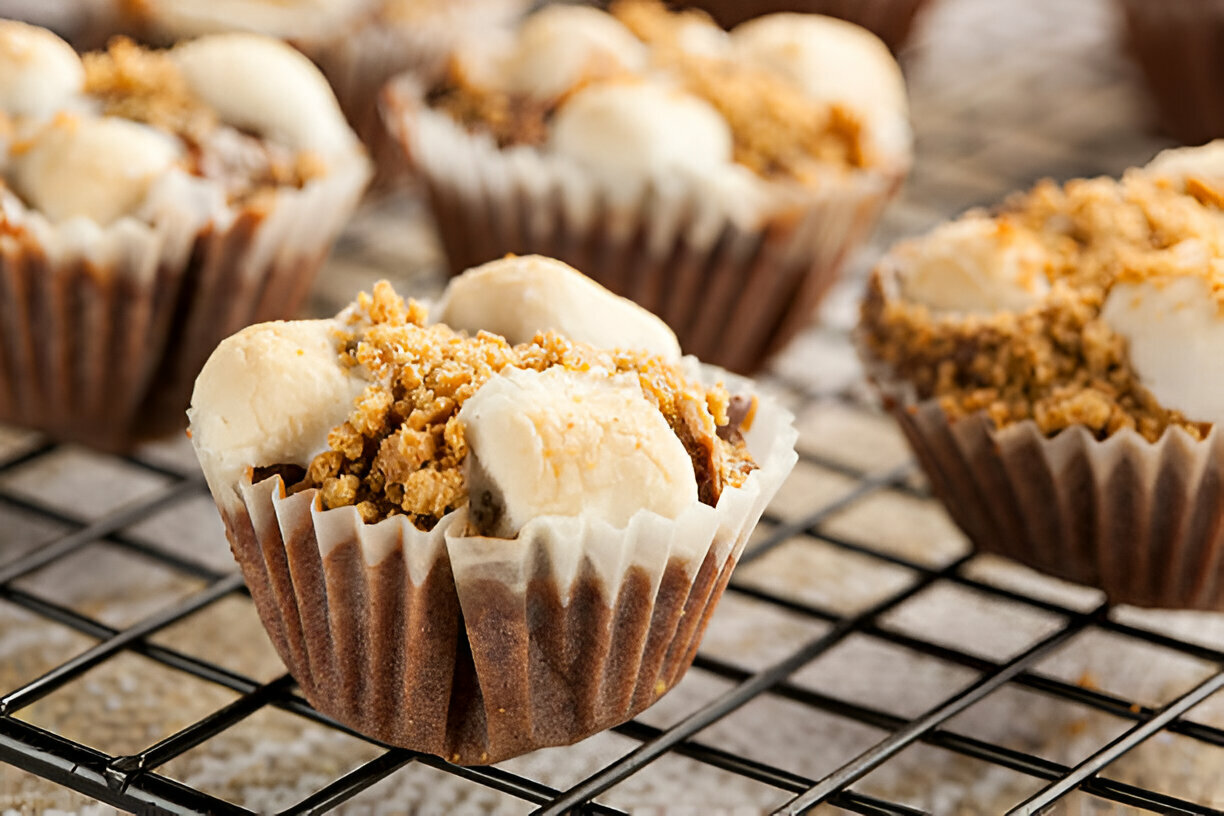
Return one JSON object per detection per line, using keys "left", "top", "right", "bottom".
{"left": 5, "top": 0, "right": 1224, "bottom": 811}
{"left": 2, "top": 369, "right": 1224, "bottom": 814}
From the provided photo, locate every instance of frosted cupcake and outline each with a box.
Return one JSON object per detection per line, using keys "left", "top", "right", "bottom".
{"left": 859, "top": 142, "right": 1224, "bottom": 609}
{"left": 383, "top": 0, "right": 912, "bottom": 373}
{"left": 189, "top": 255, "right": 797, "bottom": 763}
{"left": 122, "top": 0, "right": 532, "bottom": 188}
{"left": 0, "top": 22, "right": 370, "bottom": 449}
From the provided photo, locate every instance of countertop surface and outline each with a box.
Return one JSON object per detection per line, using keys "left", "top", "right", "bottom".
{"left": 4, "top": 0, "right": 1224, "bottom": 813}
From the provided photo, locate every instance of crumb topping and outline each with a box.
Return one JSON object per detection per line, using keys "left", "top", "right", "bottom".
{"left": 427, "top": 57, "right": 553, "bottom": 148}
{"left": 263, "top": 282, "right": 756, "bottom": 528}
{"left": 84, "top": 37, "right": 217, "bottom": 140}
{"left": 74, "top": 37, "right": 322, "bottom": 201}
{"left": 610, "top": 0, "right": 867, "bottom": 175}
{"left": 428, "top": 0, "right": 868, "bottom": 178}
{"left": 861, "top": 172, "right": 1224, "bottom": 441}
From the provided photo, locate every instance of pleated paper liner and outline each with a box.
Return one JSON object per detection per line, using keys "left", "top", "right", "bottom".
{"left": 878, "top": 387, "right": 1224, "bottom": 610}
{"left": 0, "top": 158, "right": 370, "bottom": 451}
{"left": 1117, "top": 0, "right": 1224, "bottom": 146}
{"left": 382, "top": 78, "right": 906, "bottom": 375}
{"left": 672, "top": 0, "right": 932, "bottom": 52}
{"left": 215, "top": 371, "right": 797, "bottom": 764}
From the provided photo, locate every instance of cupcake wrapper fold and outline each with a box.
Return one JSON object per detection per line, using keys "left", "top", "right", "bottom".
{"left": 880, "top": 385, "right": 1224, "bottom": 610}
{"left": 0, "top": 159, "right": 370, "bottom": 450}
{"left": 383, "top": 79, "right": 904, "bottom": 374}
{"left": 219, "top": 370, "right": 797, "bottom": 763}
{"left": 1117, "top": 0, "right": 1224, "bottom": 146}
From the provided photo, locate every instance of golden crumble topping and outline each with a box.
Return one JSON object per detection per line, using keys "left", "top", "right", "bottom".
{"left": 262, "top": 282, "right": 757, "bottom": 529}
{"left": 610, "top": 0, "right": 866, "bottom": 175}
{"left": 428, "top": 0, "right": 868, "bottom": 179}
{"left": 427, "top": 58, "right": 553, "bottom": 149}
{"left": 860, "top": 171, "right": 1224, "bottom": 441}
{"left": 81, "top": 37, "right": 324, "bottom": 198}
{"left": 84, "top": 37, "right": 216, "bottom": 140}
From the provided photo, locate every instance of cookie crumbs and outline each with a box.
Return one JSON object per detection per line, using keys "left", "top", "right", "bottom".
{"left": 83, "top": 37, "right": 216, "bottom": 140}
{"left": 610, "top": 0, "right": 867, "bottom": 174}
{"left": 429, "top": 0, "right": 868, "bottom": 178}
{"left": 428, "top": 57, "right": 553, "bottom": 149}
{"left": 280, "top": 282, "right": 756, "bottom": 527}
{"left": 861, "top": 173, "right": 1224, "bottom": 441}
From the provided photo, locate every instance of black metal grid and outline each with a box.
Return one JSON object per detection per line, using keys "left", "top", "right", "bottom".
{"left": 2, "top": 381, "right": 1224, "bottom": 816}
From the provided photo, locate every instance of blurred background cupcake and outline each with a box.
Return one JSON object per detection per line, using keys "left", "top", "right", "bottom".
{"left": 1115, "top": 0, "right": 1224, "bottom": 146}
{"left": 858, "top": 142, "right": 1224, "bottom": 609}
{"left": 0, "top": 22, "right": 370, "bottom": 450}
{"left": 671, "top": 0, "right": 932, "bottom": 52}
{"left": 383, "top": 0, "right": 913, "bottom": 373}
{"left": 120, "top": 0, "right": 533, "bottom": 191}
{"left": 0, "top": 0, "right": 120, "bottom": 48}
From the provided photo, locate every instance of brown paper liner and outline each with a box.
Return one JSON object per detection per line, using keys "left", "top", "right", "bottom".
{"left": 1117, "top": 0, "right": 1224, "bottom": 145}
{"left": 383, "top": 80, "right": 906, "bottom": 374}
{"left": 672, "top": 0, "right": 931, "bottom": 52}
{"left": 0, "top": 160, "right": 370, "bottom": 451}
{"left": 214, "top": 371, "right": 796, "bottom": 763}
{"left": 879, "top": 390, "right": 1224, "bottom": 610}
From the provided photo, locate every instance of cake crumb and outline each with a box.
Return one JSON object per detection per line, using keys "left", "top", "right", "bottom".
{"left": 83, "top": 36, "right": 216, "bottom": 139}
{"left": 861, "top": 172, "right": 1224, "bottom": 441}
{"left": 281, "top": 282, "right": 756, "bottom": 528}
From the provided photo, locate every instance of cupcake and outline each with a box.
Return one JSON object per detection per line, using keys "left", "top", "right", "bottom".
{"left": 671, "top": 0, "right": 931, "bottom": 53}
{"left": 122, "top": 0, "right": 532, "bottom": 189}
{"left": 1115, "top": 0, "right": 1224, "bottom": 146}
{"left": 858, "top": 141, "right": 1224, "bottom": 609}
{"left": 188, "top": 255, "right": 797, "bottom": 763}
{"left": 382, "top": 0, "right": 912, "bottom": 374}
{"left": 0, "top": 22, "right": 370, "bottom": 450}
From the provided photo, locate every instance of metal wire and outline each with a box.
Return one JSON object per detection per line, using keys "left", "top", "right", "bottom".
{"left": 2, "top": 402, "right": 1223, "bottom": 815}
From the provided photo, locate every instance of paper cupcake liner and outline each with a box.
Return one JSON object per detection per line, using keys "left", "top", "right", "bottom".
{"left": 674, "top": 0, "right": 931, "bottom": 51}
{"left": 873, "top": 376, "right": 1224, "bottom": 610}
{"left": 215, "top": 369, "right": 797, "bottom": 764}
{"left": 384, "top": 80, "right": 905, "bottom": 374}
{"left": 0, "top": 160, "right": 370, "bottom": 450}
{"left": 1117, "top": 0, "right": 1224, "bottom": 145}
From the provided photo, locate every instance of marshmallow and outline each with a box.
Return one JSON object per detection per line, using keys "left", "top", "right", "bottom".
{"left": 731, "top": 12, "right": 907, "bottom": 155}
{"left": 501, "top": 6, "right": 648, "bottom": 100}
{"left": 896, "top": 216, "right": 1051, "bottom": 315}
{"left": 436, "top": 255, "right": 682, "bottom": 359}
{"left": 9, "top": 115, "right": 183, "bottom": 224}
{"left": 459, "top": 367, "right": 697, "bottom": 536}
{"left": 171, "top": 33, "right": 359, "bottom": 158}
{"left": 188, "top": 319, "right": 367, "bottom": 500}
{"left": 551, "top": 80, "right": 733, "bottom": 194}
{"left": 0, "top": 20, "right": 84, "bottom": 118}
{"left": 1145, "top": 140, "right": 1224, "bottom": 187}
{"left": 1102, "top": 274, "right": 1224, "bottom": 426}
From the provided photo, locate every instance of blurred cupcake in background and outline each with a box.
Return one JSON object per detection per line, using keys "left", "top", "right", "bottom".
{"left": 383, "top": 0, "right": 912, "bottom": 373}
{"left": 1116, "top": 0, "right": 1224, "bottom": 146}
{"left": 858, "top": 141, "right": 1224, "bottom": 609}
{"left": 671, "top": 0, "right": 932, "bottom": 52}
{"left": 0, "top": 0, "right": 121, "bottom": 49}
{"left": 0, "top": 21, "right": 370, "bottom": 450}
{"left": 123, "top": 0, "right": 533, "bottom": 190}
